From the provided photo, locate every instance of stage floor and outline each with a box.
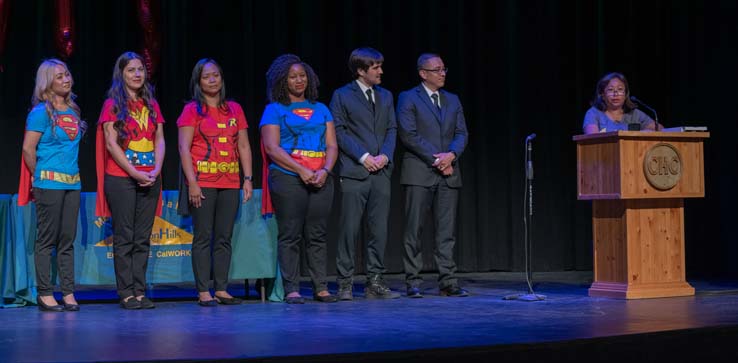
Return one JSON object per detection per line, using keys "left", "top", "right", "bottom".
{"left": 2, "top": 272, "right": 738, "bottom": 362}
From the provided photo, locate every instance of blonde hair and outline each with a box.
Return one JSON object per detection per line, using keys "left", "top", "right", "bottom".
{"left": 31, "top": 59, "right": 85, "bottom": 134}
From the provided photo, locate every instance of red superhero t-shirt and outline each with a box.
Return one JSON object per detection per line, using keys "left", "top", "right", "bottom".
{"left": 176, "top": 101, "right": 248, "bottom": 189}
{"left": 98, "top": 98, "right": 165, "bottom": 177}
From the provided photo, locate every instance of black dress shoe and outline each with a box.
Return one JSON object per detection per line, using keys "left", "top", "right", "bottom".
{"left": 406, "top": 287, "right": 423, "bottom": 298}
{"left": 337, "top": 286, "right": 353, "bottom": 301}
{"left": 365, "top": 275, "right": 401, "bottom": 299}
{"left": 138, "top": 297, "right": 155, "bottom": 309}
{"left": 198, "top": 299, "right": 218, "bottom": 307}
{"left": 285, "top": 295, "right": 305, "bottom": 304}
{"left": 37, "top": 297, "right": 64, "bottom": 312}
{"left": 63, "top": 303, "right": 80, "bottom": 312}
{"left": 313, "top": 293, "right": 338, "bottom": 303}
{"left": 215, "top": 296, "right": 242, "bottom": 305}
{"left": 440, "top": 286, "right": 469, "bottom": 297}
{"left": 120, "top": 297, "right": 141, "bottom": 310}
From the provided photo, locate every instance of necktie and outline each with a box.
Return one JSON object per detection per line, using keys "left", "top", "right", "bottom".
{"left": 366, "top": 88, "right": 375, "bottom": 112}
{"left": 431, "top": 93, "right": 440, "bottom": 110}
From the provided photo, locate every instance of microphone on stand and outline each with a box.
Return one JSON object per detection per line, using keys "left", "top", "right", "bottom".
{"left": 503, "top": 132, "right": 545, "bottom": 301}
{"left": 630, "top": 96, "right": 659, "bottom": 129}
{"left": 525, "top": 134, "right": 536, "bottom": 180}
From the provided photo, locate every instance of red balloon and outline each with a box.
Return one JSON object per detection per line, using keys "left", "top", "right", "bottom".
{"left": 54, "top": 0, "right": 74, "bottom": 59}
{"left": 136, "top": 0, "right": 161, "bottom": 78}
{"left": 0, "top": 0, "right": 11, "bottom": 72}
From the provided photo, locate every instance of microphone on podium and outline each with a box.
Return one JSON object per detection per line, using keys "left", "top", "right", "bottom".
{"left": 630, "top": 96, "right": 659, "bottom": 125}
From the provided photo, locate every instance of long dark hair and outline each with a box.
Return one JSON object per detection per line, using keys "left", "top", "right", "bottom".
{"left": 265, "top": 54, "right": 320, "bottom": 105}
{"left": 190, "top": 58, "right": 230, "bottom": 116}
{"left": 591, "top": 72, "right": 637, "bottom": 112}
{"left": 105, "top": 51, "right": 158, "bottom": 147}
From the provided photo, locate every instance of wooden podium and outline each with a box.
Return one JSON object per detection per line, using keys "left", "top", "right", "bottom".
{"left": 573, "top": 131, "right": 709, "bottom": 299}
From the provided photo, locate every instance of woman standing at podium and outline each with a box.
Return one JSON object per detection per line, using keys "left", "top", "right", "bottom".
{"left": 177, "top": 58, "right": 253, "bottom": 306}
{"left": 583, "top": 72, "right": 661, "bottom": 134}
{"left": 19, "top": 59, "right": 85, "bottom": 312}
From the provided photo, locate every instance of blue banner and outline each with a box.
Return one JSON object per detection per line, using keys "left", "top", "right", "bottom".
{"left": 1, "top": 190, "right": 282, "bottom": 307}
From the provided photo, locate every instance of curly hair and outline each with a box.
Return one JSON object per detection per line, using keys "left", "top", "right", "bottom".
{"left": 591, "top": 72, "right": 637, "bottom": 112}
{"left": 105, "top": 51, "right": 158, "bottom": 147}
{"left": 265, "top": 54, "right": 320, "bottom": 105}
{"left": 31, "top": 59, "right": 87, "bottom": 137}
{"left": 190, "top": 58, "right": 230, "bottom": 116}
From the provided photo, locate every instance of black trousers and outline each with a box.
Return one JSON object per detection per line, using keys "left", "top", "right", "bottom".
{"left": 335, "top": 173, "right": 391, "bottom": 284}
{"left": 104, "top": 174, "right": 161, "bottom": 299}
{"left": 190, "top": 187, "right": 240, "bottom": 292}
{"left": 33, "top": 188, "right": 80, "bottom": 296}
{"left": 269, "top": 169, "right": 334, "bottom": 294}
{"left": 402, "top": 183, "right": 460, "bottom": 289}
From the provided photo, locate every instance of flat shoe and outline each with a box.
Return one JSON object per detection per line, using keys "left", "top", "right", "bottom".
{"left": 285, "top": 296, "right": 305, "bottom": 304}
{"left": 63, "top": 303, "right": 80, "bottom": 312}
{"left": 215, "top": 296, "right": 242, "bottom": 305}
{"left": 313, "top": 293, "right": 338, "bottom": 303}
{"left": 197, "top": 299, "right": 218, "bottom": 307}
{"left": 138, "top": 297, "right": 155, "bottom": 309}
{"left": 120, "top": 297, "right": 141, "bottom": 310}
{"left": 37, "top": 297, "right": 64, "bottom": 312}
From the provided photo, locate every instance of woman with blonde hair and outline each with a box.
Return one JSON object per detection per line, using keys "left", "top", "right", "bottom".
{"left": 19, "top": 59, "right": 86, "bottom": 312}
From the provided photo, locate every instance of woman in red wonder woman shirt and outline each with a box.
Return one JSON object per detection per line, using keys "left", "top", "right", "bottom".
{"left": 96, "top": 52, "right": 165, "bottom": 310}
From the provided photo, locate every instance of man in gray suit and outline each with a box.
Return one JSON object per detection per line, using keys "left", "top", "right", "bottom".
{"left": 330, "top": 47, "right": 399, "bottom": 300}
{"left": 397, "top": 53, "right": 469, "bottom": 298}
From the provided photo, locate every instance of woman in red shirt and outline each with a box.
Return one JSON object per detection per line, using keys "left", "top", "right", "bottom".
{"left": 96, "top": 51, "right": 165, "bottom": 310}
{"left": 177, "top": 58, "right": 253, "bottom": 306}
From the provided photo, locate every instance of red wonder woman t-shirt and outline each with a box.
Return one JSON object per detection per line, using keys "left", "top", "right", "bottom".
{"left": 176, "top": 101, "right": 248, "bottom": 189}
{"left": 99, "top": 98, "right": 165, "bottom": 177}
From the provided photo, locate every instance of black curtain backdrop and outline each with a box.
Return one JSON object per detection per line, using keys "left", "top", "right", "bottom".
{"left": 1, "top": 0, "right": 736, "bottom": 279}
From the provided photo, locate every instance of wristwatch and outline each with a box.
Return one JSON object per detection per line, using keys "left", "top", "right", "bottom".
{"left": 244, "top": 176, "right": 253, "bottom": 182}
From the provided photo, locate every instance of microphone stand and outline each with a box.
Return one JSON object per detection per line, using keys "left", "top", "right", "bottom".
{"left": 504, "top": 134, "right": 546, "bottom": 301}
{"left": 630, "top": 96, "right": 660, "bottom": 130}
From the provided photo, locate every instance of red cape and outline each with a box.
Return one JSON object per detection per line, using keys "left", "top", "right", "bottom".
{"left": 17, "top": 154, "right": 33, "bottom": 206}
{"left": 260, "top": 140, "right": 274, "bottom": 216}
{"left": 95, "top": 123, "right": 163, "bottom": 217}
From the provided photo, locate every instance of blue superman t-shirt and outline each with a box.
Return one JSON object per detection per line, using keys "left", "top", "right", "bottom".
{"left": 26, "top": 104, "right": 82, "bottom": 190}
{"left": 259, "top": 101, "right": 333, "bottom": 175}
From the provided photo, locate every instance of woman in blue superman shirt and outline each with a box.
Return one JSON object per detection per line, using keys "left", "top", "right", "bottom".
{"left": 20, "top": 59, "right": 86, "bottom": 312}
{"left": 260, "top": 54, "right": 339, "bottom": 304}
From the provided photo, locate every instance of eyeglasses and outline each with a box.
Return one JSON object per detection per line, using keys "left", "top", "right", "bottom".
{"left": 421, "top": 67, "right": 448, "bottom": 74}
{"left": 605, "top": 89, "right": 626, "bottom": 96}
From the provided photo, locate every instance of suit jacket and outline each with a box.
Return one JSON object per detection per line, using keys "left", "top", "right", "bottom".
{"left": 396, "top": 84, "right": 468, "bottom": 187}
{"left": 330, "top": 81, "right": 397, "bottom": 180}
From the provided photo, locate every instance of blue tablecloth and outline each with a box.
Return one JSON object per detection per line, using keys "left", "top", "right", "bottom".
{"left": 0, "top": 190, "right": 282, "bottom": 307}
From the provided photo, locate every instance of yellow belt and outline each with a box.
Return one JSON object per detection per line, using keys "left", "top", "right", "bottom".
{"left": 291, "top": 149, "right": 326, "bottom": 158}
{"left": 196, "top": 161, "right": 240, "bottom": 174}
{"left": 39, "top": 170, "right": 80, "bottom": 184}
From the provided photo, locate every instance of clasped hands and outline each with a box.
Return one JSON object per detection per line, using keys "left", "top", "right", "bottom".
{"left": 432, "top": 152, "right": 455, "bottom": 176}
{"left": 299, "top": 167, "right": 329, "bottom": 188}
{"left": 363, "top": 154, "right": 389, "bottom": 173}
{"left": 133, "top": 169, "right": 159, "bottom": 187}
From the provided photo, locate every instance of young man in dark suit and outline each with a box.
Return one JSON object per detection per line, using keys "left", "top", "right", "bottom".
{"left": 330, "top": 47, "right": 399, "bottom": 300}
{"left": 396, "top": 53, "right": 469, "bottom": 298}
